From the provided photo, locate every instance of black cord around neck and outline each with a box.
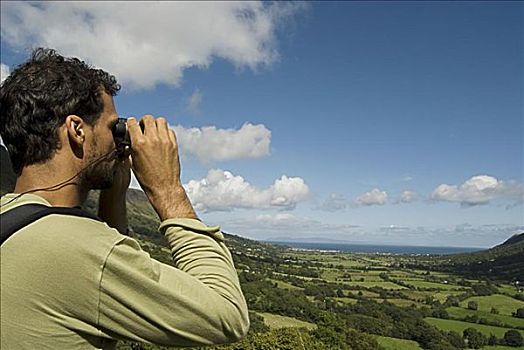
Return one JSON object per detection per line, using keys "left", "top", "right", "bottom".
{"left": 1, "top": 148, "right": 120, "bottom": 208}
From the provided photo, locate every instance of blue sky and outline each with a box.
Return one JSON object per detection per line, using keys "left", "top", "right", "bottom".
{"left": 1, "top": 2, "right": 522, "bottom": 247}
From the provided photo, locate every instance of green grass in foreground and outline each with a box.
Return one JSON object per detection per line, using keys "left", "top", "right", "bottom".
{"left": 374, "top": 335, "right": 422, "bottom": 350}
{"left": 459, "top": 294, "right": 524, "bottom": 316}
{"left": 446, "top": 306, "right": 524, "bottom": 329}
{"left": 425, "top": 317, "right": 524, "bottom": 338}
{"left": 257, "top": 312, "right": 317, "bottom": 330}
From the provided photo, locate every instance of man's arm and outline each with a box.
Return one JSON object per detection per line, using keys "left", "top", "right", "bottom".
{"left": 98, "top": 156, "right": 130, "bottom": 235}
{"left": 97, "top": 220, "right": 249, "bottom": 346}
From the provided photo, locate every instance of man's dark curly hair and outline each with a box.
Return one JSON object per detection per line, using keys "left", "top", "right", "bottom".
{"left": 0, "top": 48, "right": 120, "bottom": 175}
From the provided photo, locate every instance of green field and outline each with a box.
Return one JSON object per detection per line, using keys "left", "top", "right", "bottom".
{"left": 425, "top": 317, "right": 524, "bottom": 338}
{"left": 342, "top": 281, "right": 407, "bottom": 289}
{"left": 401, "top": 290, "right": 435, "bottom": 301}
{"left": 460, "top": 294, "right": 524, "bottom": 316}
{"left": 320, "top": 268, "right": 341, "bottom": 281}
{"left": 350, "top": 273, "right": 385, "bottom": 282}
{"left": 348, "top": 290, "right": 381, "bottom": 298}
{"left": 267, "top": 278, "right": 303, "bottom": 291}
{"left": 284, "top": 252, "right": 368, "bottom": 268}
{"left": 404, "top": 280, "right": 466, "bottom": 290}
{"left": 374, "top": 335, "right": 422, "bottom": 350}
{"left": 383, "top": 298, "right": 425, "bottom": 308}
{"left": 497, "top": 284, "right": 520, "bottom": 296}
{"left": 334, "top": 297, "right": 358, "bottom": 304}
{"left": 258, "top": 312, "right": 317, "bottom": 330}
{"left": 446, "top": 306, "right": 524, "bottom": 329}
{"left": 433, "top": 291, "right": 465, "bottom": 303}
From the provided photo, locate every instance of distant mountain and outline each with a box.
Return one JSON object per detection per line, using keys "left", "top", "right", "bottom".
{"left": 435, "top": 232, "right": 524, "bottom": 281}
{"left": 0, "top": 146, "right": 16, "bottom": 194}
{"left": 498, "top": 232, "right": 524, "bottom": 247}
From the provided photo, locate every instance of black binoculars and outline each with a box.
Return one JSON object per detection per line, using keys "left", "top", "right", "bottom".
{"left": 112, "top": 118, "right": 145, "bottom": 150}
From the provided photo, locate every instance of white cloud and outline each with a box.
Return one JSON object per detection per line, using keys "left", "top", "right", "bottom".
{"left": 186, "top": 89, "right": 203, "bottom": 115}
{"left": 431, "top": 175, "right": 524, "bottom": 206}
{"left": 316, "top": 193, "right": 348, "bottom": 212}
{"left": 173, "top": 123, "right": 271, "bottom": 161}
{"left": 354, "top": 188, "right": 388, "bottom": 206}
{"left": 255, "top": 213, "right": 311, "bottom": 226}
{"left": 379, "top": 225, "right": 410, "bottom": 232}
{"left": 0, "top": 2, "right": 305, "bottom": 89}
{"left": 0, "top": 63, "right": 10, "bottom": 84}
{"left": 221, "top": 213, "right": 361, "bottom": 241}
{"left": 184, "top": 169, "right": 309, "bottom": 212}
{"left": 398, "top": 190, "right": 418, "bottom": 204}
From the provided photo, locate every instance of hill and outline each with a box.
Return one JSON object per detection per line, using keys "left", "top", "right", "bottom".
{"left": 499, "top": 233, "right": 524, "bottom": 247}
{"left": 428, "top": 233, "right": 524, "bottom": 281}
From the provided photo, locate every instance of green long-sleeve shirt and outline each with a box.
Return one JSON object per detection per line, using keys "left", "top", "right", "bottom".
{"left": 0, "top": 193, "right": 249, "bottom": 349}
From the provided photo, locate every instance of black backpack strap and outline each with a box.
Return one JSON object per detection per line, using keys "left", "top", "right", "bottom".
{"left": 1, "top": 204, "right": 102, "bottom": 246}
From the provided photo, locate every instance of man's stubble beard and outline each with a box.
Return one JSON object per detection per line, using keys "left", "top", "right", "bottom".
{"left": 80, "top": 141, "right": 117, "bottom": 191}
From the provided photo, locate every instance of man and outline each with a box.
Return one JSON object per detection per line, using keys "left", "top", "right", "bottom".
{"left": 0, "top": 48, "right": 249, "bottom": 349}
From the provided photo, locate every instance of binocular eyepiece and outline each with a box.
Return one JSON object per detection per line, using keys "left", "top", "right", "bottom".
{"left": 112, "top": 118, "right": 145, "bottom": 151}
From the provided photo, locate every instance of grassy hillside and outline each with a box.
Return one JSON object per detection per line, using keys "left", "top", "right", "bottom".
{"left": 444, "top": 234, "right": 524, "bottom": 281}
{"left": 425, "top": 317, "right": 524, "bottom": 338}
{"left": 374, "top": 335, "right": 422, "bottom": 350}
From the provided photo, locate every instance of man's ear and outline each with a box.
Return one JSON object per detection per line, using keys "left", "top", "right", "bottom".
{"left": 65, "top": 115, "right": 86, "bottom": 146}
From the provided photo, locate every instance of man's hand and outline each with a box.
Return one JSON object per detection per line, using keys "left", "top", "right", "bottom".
{"left": 127, "top": 115, "right": 197, "bottom": 221}
{"left": 98, "top": 154, "right": 131, "bottom": 234}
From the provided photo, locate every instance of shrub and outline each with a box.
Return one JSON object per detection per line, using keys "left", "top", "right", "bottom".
{"left": 513, "top": 308, "right": 524, "bottom": 318}
{"left": 503, "top": 330, "right": 524, "bottom": 347}
{"left": 467, "top": 301, "right": 478, "bottom": 311}
{"left": 463, "top": 327, "right": 487, "bottom": 349}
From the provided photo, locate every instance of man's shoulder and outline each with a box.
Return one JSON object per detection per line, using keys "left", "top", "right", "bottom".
{"left": 1, "top": 197, "right": 124, "bottom": 250}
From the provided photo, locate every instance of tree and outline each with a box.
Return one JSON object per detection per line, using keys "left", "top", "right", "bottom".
{"left": 431, "top": 309, "right": 449, "bottom": 319}
{"left": 463, "top": 327, "right": 487, "bottom": 349}
{"left": 503, "top": 330, "right": 524, "bottom": 347}
{"left": 446, "top": 330, "right": 466, "bottom": 349}
{"left": 446, "top": 296, "right": 460, "bottom": 307}
{"left": 467, "top": 300, "right": 478, "bottom": 311}
{"left": 247, "top": 311, "right": 270, "bottom": 334}
{"left": 513, "top": 308, "right": 524, "bottom": 318}
{"left": 490, "top": 307, "right": 499, "bottom": 314}
{"left": 488, "top": 334, "right": 498, "bottom": 346}
{"left": 514, "top": 293, "right": 524, "bottom": 301}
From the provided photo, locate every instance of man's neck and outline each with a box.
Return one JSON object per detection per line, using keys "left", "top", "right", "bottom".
{"left": 14, "top": 164, "right": 88, "bottom": 208}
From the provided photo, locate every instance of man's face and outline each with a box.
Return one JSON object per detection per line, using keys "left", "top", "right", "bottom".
{"left": 80, "top": 91, "right": 119, "bottom": 190}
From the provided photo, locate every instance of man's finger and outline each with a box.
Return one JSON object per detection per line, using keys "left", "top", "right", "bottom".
{"left": 168, "top": 129, "right": 177, "bottom": 147}
{"left": 156, "top": 117, "right": 170, "bottom": 140}
{"left": 127, "top": 117, "right": 144, "bottom": 148}
{"left": 141, "top": 114, "right": 157, "bottom": 136}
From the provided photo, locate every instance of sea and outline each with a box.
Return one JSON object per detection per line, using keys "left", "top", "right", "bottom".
{"left": 268, "top": 241, "right": 482, "bottom": 255}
